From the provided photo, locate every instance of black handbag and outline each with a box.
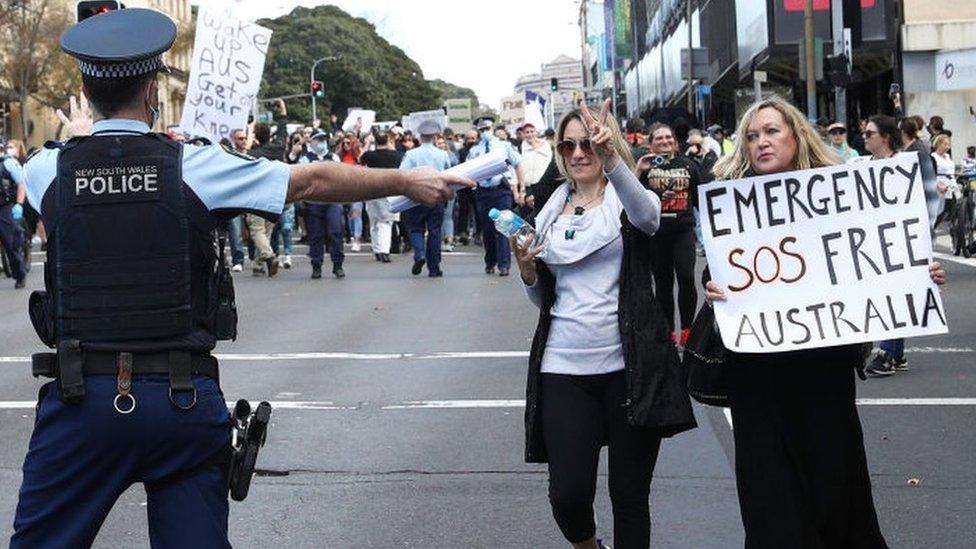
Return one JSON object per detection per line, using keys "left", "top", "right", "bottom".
{"left": 682, "top": 302, "right": 729, "bottom": 407}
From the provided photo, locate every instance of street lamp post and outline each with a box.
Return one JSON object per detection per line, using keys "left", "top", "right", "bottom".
{"left": 310, "top": 55, "right": 341, "bottom": 124}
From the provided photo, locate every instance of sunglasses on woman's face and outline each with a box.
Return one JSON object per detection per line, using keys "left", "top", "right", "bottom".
{"left": 861, "top": 130, "right": 877, "bottom": 138}
{"left": 556, "top": 138, "right": 595, "bottom": 159}
{"left": 829, "top": 129, "right": 846, "bottom": 136}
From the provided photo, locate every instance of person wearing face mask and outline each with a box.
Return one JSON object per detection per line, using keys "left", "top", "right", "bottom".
{"left": 638, "top": 123, "right": 702, "bottom": 344}
{"left": 704, "top": 97, "right": 946, "bottom": 547}
{"left": 0, "top": 139, "right": 28, "bottom": 288}
{"left": 299, "top": 131, "right": 347, "bottom": 279}
{"left": 465, "top": 116, "right": 526, "bottom": 276}
{"left": 13, "top": 10, "right": 468, "bottom": 547}
{"left": 400, "top": 120, "right": 452, "bottom": 277}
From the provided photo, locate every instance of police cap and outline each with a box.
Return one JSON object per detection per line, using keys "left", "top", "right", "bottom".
{"left": 61, "top": 8, "right": 176, "bottom": 79}
{"left": 417, "top": 119, "right": 443, "bottom": 136}
{"left": 474, "top": 116, "right": 495, "bottom": 131}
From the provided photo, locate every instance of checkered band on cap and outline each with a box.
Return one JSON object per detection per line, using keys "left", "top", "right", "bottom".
{"left": 78, "top": 55, "right": 165, "bottom": 78}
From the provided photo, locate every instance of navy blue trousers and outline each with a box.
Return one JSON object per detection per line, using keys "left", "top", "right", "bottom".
{"left": 11, "top": 375, "right": 231, "bottom": 548}
{"left": 475, "top": 186, "right": 513, "bottom": 270}
{"left": 305, "top": 203, "right": 345, "bottom": 267}
{"left": 407, "top": 204, "right": 444, "bottom": 272}
{"left": 0, "top": 204, "right": 26, "bottom": 281}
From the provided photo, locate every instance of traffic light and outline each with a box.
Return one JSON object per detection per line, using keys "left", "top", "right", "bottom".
{"left": 550, "top": 78, "right": 559, "bottom": 92}
{"left": 826, "top": 53, "right": 851, "bottom": 86}
{"left": 310, "top": 81, "right": 324, "bottom": 98}
{"left": 77, "top": 1, "right": 124, "bottom": 22}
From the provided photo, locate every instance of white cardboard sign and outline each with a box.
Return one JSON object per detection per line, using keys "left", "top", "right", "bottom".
{"left": 698, "top": 155, "right": 948, "bottom": 353}
{"left": 178, "top": 6, "right": 273, "bottom": 142}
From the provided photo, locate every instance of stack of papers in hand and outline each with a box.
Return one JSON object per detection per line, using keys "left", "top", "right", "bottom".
{"left": 388, "top": 150, "right": 510, "bottom": 213}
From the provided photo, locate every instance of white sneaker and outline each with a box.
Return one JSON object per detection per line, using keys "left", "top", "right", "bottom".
{"left": 283, "top": 255, "right": 292, "bottom": 269}
{"left": 351, "top": 240, "right": 361, "bottom": 252}
{"left": 231, "top": 263, "right": 243, "bottom": 273}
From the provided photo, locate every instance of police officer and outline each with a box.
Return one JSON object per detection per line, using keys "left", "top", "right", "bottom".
{"left": 11, "top": 9, "right": 468, "bottom": 547}
{"left": 299, "top": 130, "right": 347, "bottom": 279}
{"left": 0, "top": 145, "right": 27, "bottom": 288}
{"left": 465, "top": 116, "right": 525, "bottom": 276}
{"left": 400, "top": 119, "right": 451, "bottom": 277}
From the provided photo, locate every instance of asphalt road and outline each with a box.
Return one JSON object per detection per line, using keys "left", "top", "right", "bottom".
{"left": 0, "top": 239, "right": 973, "bottom": 548}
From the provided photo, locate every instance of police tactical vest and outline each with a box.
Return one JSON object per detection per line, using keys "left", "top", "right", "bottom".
{"left": 47, "top": 133, "right": 216, "bottom": 343}
{"left": 0, "top": 161, "right": 15, "bottom": 205}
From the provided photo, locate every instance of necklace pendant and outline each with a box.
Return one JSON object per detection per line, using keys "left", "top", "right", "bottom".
{"left": 565, "top": 229, "right": 575, "bottom": 240}
{"left": 574, "top": 206, "right": 585, "bottom": 216}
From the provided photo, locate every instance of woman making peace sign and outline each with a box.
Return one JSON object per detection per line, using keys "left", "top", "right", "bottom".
{"left": 514, "top": 100, "right": 696, "bottom": 548}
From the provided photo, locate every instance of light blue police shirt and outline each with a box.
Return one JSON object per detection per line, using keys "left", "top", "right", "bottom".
{"left": 23, "top": 119, "right": 290, "bottom": 219}
{"left": 3, "top": 157, "right": 26, "bottom": 186}
{"left": 464, "top": 135, "right": 521, "bottom": 188}
{"left": 399, "top": 142, "right": 451, "bottom": 172}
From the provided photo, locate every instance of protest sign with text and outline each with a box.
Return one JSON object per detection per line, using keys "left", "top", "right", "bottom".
{"left": 342, "top": 109, "right": 376, "bottom": 134}
{"left": 178, "top": 6, "right": 272, "bottom": 143}
{"left": 698, "top": 155, "right": 947, "bottom": 353}
{"left": 403, "top": 109, "right": 449, "bottom": 134}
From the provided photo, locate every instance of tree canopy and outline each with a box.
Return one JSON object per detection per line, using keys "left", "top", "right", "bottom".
{"left": 258, "top": 5, "right": 476, "bottom": 124}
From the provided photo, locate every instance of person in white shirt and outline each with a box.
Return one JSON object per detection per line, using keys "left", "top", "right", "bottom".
{"left": 518, "top": 122, "right": 553, "bottom": 209}
{"left": 931, "top": 133, "right": 958, "bottom": 227}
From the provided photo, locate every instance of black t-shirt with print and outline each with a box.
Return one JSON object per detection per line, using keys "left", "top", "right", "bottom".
{"left": 641, "top": 154, "right": 701, "bottom": 234}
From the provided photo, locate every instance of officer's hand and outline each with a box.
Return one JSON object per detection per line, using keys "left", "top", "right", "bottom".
{"left": 402, "top": 168, "right": 474, "bottom": 206}
{"left": 56, "top": 93, "right": 93, "bottom": 139}
{"left": 11, "top": 203, "right": 23, "bottom": 221}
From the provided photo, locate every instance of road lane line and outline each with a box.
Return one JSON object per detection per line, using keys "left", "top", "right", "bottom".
{"left": 382, "top": 400, "right": 526, "bottom": 410}
{"left": 0, "top": 400, "right": 352, "bottom": 410}
{"left": 3, "top": 347, "right": 973, "bottom": 365}
{"left": 0, "top": 351, "right": 533, "bottom": 363}
{"left": 933, "top": 251, "right": 976, "bottom": 268}
{"left": 0, "top": 398, "right": 974, "bottom": 411}
{"left": 856, "top": 398, "right": 976, "bottom": 406}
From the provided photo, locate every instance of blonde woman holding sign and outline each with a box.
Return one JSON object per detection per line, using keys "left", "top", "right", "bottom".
{"left": 704, "top": 96, "right": 945, "bottom": 548}
{"left": 514, "top": 99, "right": 695, "bottom": 549}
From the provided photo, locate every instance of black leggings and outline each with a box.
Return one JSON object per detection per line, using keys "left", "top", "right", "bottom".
{"left": 650, "top": 228, "right": 698, "bottom": 331}
{"left": 541, "top": 371, "right": 662, "bottom": 548}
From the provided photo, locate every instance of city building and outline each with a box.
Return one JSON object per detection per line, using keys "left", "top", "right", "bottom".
{"left": 1, "top": 0, "right": 191, "bottom": 148}
{"left": 593, "top": 0, "right": 973, "bottom": 147}
{"left": 511, "top": 55, "right": 584, "bottom": 129}
{"left": 901, "top": 3, "right": 976, "bottom": 154}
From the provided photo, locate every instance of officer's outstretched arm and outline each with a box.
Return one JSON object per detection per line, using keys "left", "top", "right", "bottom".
{"left": 286, "top": 162, "right": 474, "bottom": 205}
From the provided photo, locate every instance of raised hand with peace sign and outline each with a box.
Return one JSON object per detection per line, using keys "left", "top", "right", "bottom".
{"left": 578, "top": 98, "right": 620, "bottom": 172}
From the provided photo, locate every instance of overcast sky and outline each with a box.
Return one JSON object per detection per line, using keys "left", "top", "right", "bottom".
{"left": 189, "top": 0, "right": 583, "bottom": 108}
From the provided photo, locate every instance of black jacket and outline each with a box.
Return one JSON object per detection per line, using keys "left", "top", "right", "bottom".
{"left": 524, "top": 207, "right": 697, "bottom": 463}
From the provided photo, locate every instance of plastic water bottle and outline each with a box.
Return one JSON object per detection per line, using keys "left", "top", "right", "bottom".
{"left": 489, "top": 208, "right": 542, "bottom": 249}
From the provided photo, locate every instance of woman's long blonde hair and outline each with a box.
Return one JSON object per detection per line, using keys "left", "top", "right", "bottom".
{"left": 554, "top": 108, "right": 637, "bottom": 185}
{"left": 712, "top": 95, "right": 840, "bottom": 180}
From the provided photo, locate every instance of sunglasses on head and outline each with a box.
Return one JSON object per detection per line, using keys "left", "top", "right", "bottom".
{"left": 556, "top": 138, "right": 594, "bottom": 158}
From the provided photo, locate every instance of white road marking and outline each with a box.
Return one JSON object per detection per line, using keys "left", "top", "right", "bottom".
{"left": 0, "top": 398, "right": 974, "bottom": 412}
{"left": 933, "top": 252, "right": 976, "bottom": 268}
{"left": 5, "top": 347, "right": 975, "bottom": 365}
{"left": 0, "top": 400, "right": 352, "bottom": 410}
{"left": 382, "top": 400, "right": 525, "bottom": 410}
{"left": 0, "top": 351, "right": 532, "bottom": 363}
{"left": 856, "top": 398, "right": 976, "bottom": 406}
{"left": 904, "top": 347, "right": 973, "bottom": 353}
